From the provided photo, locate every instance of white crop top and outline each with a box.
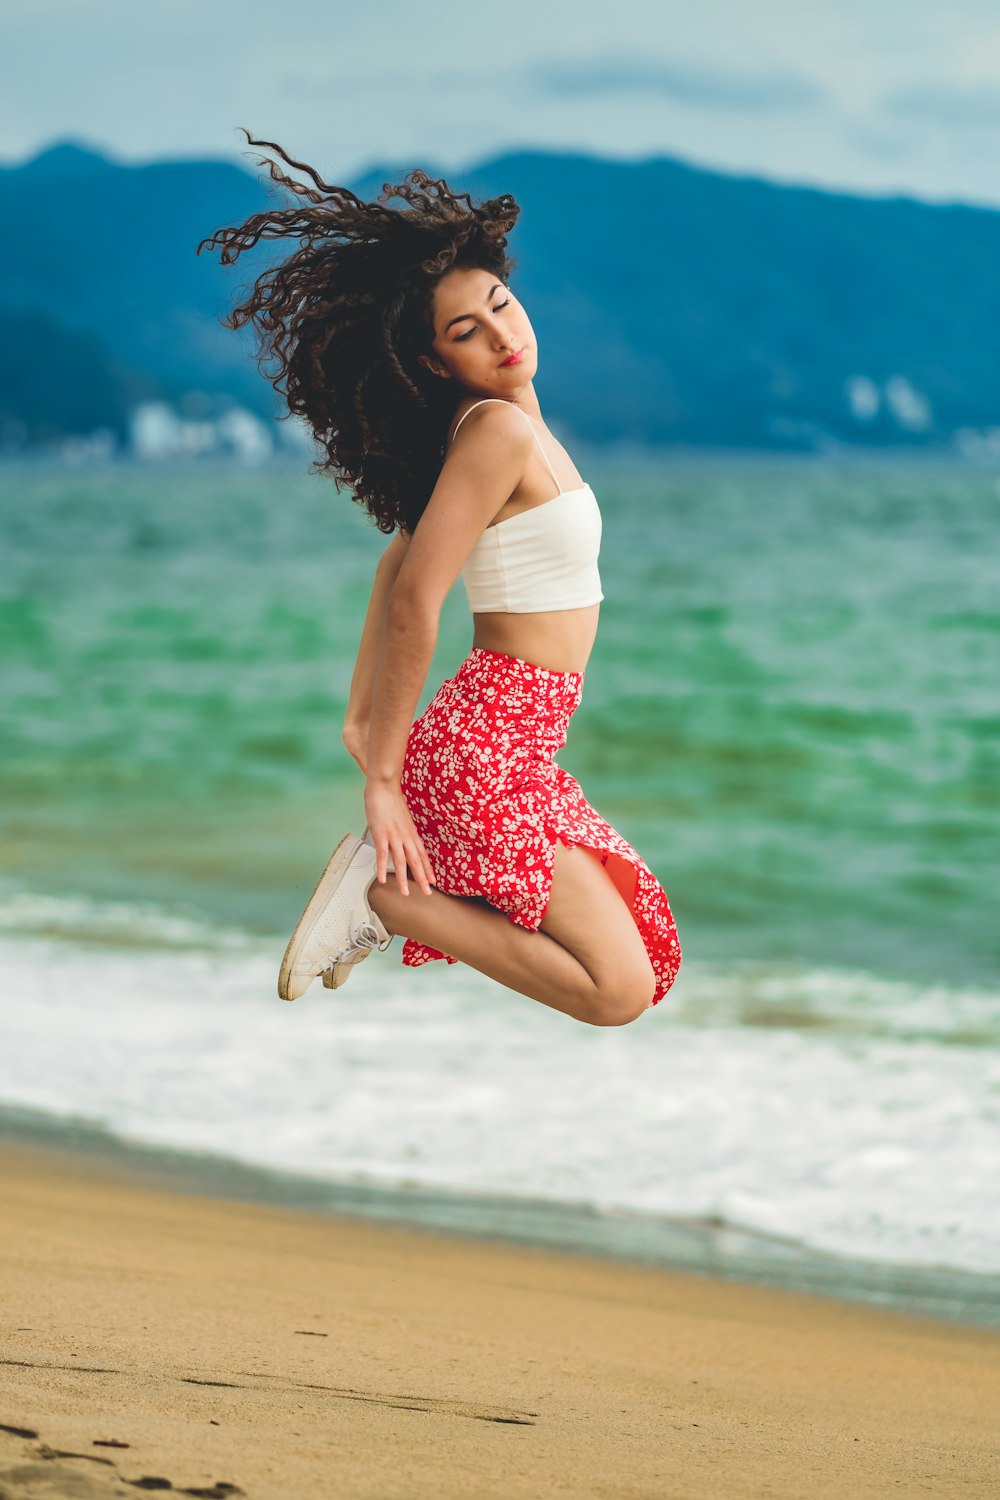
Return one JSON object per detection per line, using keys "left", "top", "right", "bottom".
{"left": 452, "top": 399, "right": 604, "bottom": 614}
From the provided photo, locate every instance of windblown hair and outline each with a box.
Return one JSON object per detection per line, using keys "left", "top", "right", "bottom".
{"left": 197, "top": 131, "right": 521, "bottom": 534}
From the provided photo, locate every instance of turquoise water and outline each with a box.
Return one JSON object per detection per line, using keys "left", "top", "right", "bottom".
{"left": 2, "top": 457, "right": 997, "bottom": 984}
{"left": 2, "top": 455, "right": 999, "bottom": 1319}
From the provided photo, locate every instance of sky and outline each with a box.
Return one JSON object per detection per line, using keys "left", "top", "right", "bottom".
{"left": 4, "top": 0, "right": 1000, "bottom": 207}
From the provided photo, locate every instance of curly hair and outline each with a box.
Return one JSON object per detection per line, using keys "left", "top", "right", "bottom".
{"left": 196, "top": 130, "right": 521, "bottom": 534}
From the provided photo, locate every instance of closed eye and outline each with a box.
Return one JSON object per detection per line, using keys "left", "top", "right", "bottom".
{"left": 456, "top": 299, "right": 510, "bottom": 341}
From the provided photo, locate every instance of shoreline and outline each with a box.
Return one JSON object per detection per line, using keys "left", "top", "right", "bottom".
{"left": 2, "top": 1135, "right": 999, "bottom": 1499}
{"left": 2, "top": 1108, "right": 999, "bottom": 1335}
{"left": 2, "top": 1108, "right": 999, "bottom": 1337}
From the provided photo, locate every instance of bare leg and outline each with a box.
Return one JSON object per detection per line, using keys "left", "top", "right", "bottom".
{"left": 368, "top": 842, "right": 655, "bottom": 1026}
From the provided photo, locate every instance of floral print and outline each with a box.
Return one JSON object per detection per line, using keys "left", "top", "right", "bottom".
{"left": 398, "top": 647, "right": 682, "bottom": 1008}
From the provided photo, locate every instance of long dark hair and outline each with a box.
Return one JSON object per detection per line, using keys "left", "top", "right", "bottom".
{"left": 197, "top": 131, "right": 521, "bottom": 534}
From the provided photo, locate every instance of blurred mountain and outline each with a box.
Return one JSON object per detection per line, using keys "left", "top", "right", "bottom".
{"left": 0, "top": 304, "right": 158, "bottom": 448}
{"left": 3, "top": 137, "right": 999, "bottom": 451}
{"left": 0, "top": 139, "right": 271, "bottom": 437}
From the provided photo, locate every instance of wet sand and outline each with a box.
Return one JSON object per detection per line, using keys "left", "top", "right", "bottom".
{"left": 0, "top": 1138, "right": 998, "bottom": 1499}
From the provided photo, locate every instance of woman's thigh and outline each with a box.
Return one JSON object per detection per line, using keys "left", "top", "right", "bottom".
{"left": 539, "top": 839, "right": 656, "bottom": 1005}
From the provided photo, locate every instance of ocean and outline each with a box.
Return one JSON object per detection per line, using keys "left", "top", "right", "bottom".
{"left": 2, "top": 452, "right": 998, "bottom": 1328}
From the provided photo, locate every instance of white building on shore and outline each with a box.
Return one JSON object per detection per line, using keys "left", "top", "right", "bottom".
{"left": 128, "top": 400, "right": 317, "bottom": 464}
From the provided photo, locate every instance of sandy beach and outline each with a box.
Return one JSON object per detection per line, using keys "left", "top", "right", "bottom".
{"left": 0, "top": 1140, "right": 997, "bottom": 1498}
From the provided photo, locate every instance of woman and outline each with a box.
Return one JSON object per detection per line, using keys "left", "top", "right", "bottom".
{"left": 199, "top": 133, "right": 681, "bottom": 1025}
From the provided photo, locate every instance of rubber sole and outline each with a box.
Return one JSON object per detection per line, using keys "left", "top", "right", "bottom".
{"left": 277, "top": 831, "right": 364, "bottom": 1001}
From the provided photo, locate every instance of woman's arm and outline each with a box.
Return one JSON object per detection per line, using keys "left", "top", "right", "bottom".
{"left": 363, "top": 405, "right": 533, "bottom": 896}
{"left": 341, "top": 531, "right": 410, "bottom": 771}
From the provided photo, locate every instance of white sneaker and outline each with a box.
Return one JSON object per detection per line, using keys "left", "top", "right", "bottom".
{"left": 278, "top": 832, "right": 394, "bottom": 1002}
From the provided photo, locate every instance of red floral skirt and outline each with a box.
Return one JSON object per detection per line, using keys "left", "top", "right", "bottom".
{"left": 398, "top": 646, "right": 682, "bottom": 1008}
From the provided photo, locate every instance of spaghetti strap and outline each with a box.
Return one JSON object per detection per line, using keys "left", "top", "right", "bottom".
{"left": 451, "top": 397, "right": 507, "bottom": 438}
{"left": 450, "top": 399, "right": 563, "bottom": 498}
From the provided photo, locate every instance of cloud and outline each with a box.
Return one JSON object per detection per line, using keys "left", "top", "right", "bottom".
{"left": 841, "top": 124, "right": 921, "bottom": 163}
{"left": 883, "top": 81, "right": 1000, "bottom": 128}
{"left": 533, "top": 55, "right": 827, "bottom": 112}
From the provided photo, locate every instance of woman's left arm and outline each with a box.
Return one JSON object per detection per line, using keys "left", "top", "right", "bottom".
{"left": 342, "top": 530, "right": 410, "bottom": 773}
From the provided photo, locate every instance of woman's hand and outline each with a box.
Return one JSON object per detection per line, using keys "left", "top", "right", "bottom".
{"left": 363, "top": 779, "right": 437, "bottom": 897}
{"left": 341, "top": 717, "right": 369, "bottom": 774}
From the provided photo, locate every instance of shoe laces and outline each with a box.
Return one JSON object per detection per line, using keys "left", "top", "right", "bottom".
{"left": 321, "top": 918, "right": 393, "bottom": 977}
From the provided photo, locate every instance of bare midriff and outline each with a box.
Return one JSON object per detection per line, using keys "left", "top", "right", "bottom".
{"left": 471, "top": 603, "right": 600, "bottom": 676}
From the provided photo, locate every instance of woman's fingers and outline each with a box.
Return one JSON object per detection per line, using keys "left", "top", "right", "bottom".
{"left": 405, "top": 824, "right": 436, "bottom": 895}
{"left": 404, "top": 839, "right": 433, "bottom": 896}
{"left": 369, "top": 825, "right": 404, "bottom": 890}
{"left": 391, "top": 837, "right": 409, "bottom": 896}
{"left": 415, "top": 840, "right": 436, "bottom": 891}
{"left": 403, "top": 846, "right": 424, "bottom": 896}
{"left": 367, "top": 814, "right": 435, "bottom": 899}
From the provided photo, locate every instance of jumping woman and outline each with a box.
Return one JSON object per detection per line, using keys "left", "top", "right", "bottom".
{"left": 199, "top": 134, "right": 682, "bottom": 1025}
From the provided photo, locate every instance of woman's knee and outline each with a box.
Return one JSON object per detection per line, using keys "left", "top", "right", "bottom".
{"left": 541, "top": 841, "right": 656, "bottom": 1023}
{"left": 585, "top": 969, "right": 656, "bottom": 1026}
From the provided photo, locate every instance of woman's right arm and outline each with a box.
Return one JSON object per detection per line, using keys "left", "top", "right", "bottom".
{"left": 342, "top": 530, "right": 410, "bottom": 771}
{"left": 363, "top": 404, "right": 533, "bottom": 897}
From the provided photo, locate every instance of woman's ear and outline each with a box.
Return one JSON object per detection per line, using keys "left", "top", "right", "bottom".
{"left": 419, "top": 353, "right": 451, "bottom": 380}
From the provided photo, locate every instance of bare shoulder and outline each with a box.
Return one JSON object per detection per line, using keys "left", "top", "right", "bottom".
{"left": 431, "top": 400, "right": 532, "bottom": 522}
{"left": 391, "top": 402, "right": 531, "bottom": 612}
{"left": 446, "top": 397, "right": 534, "bottom": 456}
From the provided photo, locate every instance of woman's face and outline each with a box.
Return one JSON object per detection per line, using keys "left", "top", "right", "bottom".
{"left": 419, "top": 266, "right": 537, "bottom": 395}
